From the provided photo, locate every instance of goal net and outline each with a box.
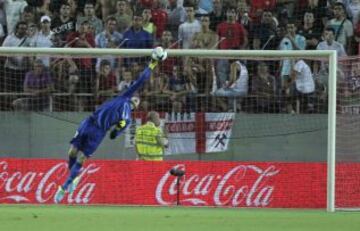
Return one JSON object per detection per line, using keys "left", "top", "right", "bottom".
{"left": 0, "top": 47, "right": 359, "bottom": 211}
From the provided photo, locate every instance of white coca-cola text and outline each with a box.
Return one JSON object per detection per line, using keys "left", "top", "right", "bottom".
{"left": 156, "top": 164, "right": 280, "bottom": 207}
{"left": 0, "top": 161, "right": 100, "bottom": 204}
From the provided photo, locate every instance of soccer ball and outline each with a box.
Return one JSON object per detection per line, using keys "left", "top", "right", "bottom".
{"left": 151, "top": 46, "right": 167, "bottom": 61}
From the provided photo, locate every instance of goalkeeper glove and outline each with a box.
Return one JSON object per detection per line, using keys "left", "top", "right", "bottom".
{"left": 116, "top": 120, "right": 127, "bottom": 129}
{"left": 148, "top": 59, "right": 158, "bottom": 70}
{"left": 109, "top": 120, "right": 127, "bottom": 140}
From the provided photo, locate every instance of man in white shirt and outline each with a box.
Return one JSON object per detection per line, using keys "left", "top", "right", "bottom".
{"left": 326, "top": 2, "right": 353, "bottom": 54}
{"left": 4, "top": 0, "right": 28, "bottom": 34}
{"left": 28, "top": 15, "right": 53, "bottom": 67}
{"left": 2, "top": 21, "right": 30, "bottom": 92}
{"left": 279, "top": 20, "right": 306, "bottom": 89}
{"left": 317, "top": 27, "right": 347, "bottom": 56}
{"left": 285, "top": 59, "right": 315, "bottom": 113}
{"left": 178, "top": 4, "right": 201, "bottom": 49}
{"left": 315, "top": 27, "right": 347, "bottom": 74}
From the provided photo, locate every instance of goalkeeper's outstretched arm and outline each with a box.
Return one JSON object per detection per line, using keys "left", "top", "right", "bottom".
{"left": 122, "top": 59, "right": 158, "bottom": 98}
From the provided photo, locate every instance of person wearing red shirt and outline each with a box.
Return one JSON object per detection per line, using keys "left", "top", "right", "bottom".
{"left": 66, "top": 20, "right": 95, "bottom": 70}
{"left": 151, "top": 0, "right": 168, "bottom": 40}
{"left": 95, "top": 59, "right": 117, "bottom": 106}
{"left": 216, "top": 7, "right": 248, "bottom": 49}
{"left": 66, "top": 20, "right": 96, "bottom": 109}
{"left": 249, "top": 0, "right": 277, "bottom": 25}
{"left": 157, "top": 30, "right": 180, "bottom": 76}
{"left": 216, "top": 7, "right": 248, "bottom": 88}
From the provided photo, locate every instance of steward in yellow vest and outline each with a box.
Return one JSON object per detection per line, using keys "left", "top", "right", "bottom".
{"left": 135, "top": 111, "right": 168, "bottom": 161}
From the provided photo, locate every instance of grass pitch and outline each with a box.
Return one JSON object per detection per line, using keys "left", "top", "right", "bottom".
{"left": 0, "top": 205, "right": 359, "bottom": 231}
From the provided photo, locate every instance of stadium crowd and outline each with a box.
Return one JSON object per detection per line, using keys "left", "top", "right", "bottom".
{"left": 0, "top": 0, "right": 358, "bottom": 113}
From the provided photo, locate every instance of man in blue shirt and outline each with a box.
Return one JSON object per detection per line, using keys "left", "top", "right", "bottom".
{"left": 122, "top": 14, "right": 153, "bottom": 67}
{"left": 54, "top": 57, "right": 161, "bottom": 203}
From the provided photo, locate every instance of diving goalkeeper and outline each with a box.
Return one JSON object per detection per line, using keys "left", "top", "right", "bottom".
{"left": 54, "top": 53, "right": 165, "bottom": 203}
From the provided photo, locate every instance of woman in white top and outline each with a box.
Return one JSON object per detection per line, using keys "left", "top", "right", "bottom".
{"left": 211, "top": 60, "right": 249, "bottom": 111}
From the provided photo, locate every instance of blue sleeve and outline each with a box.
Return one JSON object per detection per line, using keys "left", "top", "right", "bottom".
{"left": 123, "top": 67, "right": 152, "bottom": 97}
{"left": 111, "top": 102, "right": 132, "bottom": 139}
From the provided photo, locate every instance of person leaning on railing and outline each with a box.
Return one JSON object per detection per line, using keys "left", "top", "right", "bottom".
{"left": 135, "top": 111, "right": 168, "bottom": 161}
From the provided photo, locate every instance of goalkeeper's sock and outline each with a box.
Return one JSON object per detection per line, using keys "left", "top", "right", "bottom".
{"left": 68, "top": 156, "right": 77, "bottom": 169}
{"left": 62, "top": 162, "right": 82, "bottom": 191}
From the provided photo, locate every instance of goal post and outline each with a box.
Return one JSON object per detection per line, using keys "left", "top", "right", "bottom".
{"left": 0, "top": 47, "right": 339, "bottom": 210}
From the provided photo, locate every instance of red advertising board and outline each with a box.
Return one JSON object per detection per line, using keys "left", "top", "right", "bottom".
{"left": 0, "top": 158, "right": 359, "bottom": 208}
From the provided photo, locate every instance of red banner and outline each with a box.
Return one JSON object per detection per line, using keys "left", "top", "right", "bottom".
{"left": 0, "top": 158, "right": 359, "bottom": 208}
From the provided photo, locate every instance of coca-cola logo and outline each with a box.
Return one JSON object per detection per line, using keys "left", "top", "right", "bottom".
{"left": 156, "top": 164, "right": 280, "bottom": 207}
{"left": 0, "top": 161, "right": 100, "bottom": 204}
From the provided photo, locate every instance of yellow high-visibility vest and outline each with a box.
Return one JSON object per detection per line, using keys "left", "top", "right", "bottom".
{"left": 135, "top": 122, "right": 164, "bottom": 161}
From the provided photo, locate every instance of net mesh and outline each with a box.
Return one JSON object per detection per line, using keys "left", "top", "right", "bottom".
{"left": 335, "top": 57, "right": 360, "bottom": 209}
{"left": 0, "top": 46, "right": 358, "bottom": 210}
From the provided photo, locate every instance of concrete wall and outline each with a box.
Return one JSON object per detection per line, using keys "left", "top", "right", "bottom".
{"left": 0, "top": 112, "right": 328, "bottom": 161}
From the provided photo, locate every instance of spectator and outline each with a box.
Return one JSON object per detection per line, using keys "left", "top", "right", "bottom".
{"left": 27, "top": 16, "right": 53, "bottom": 67}
{"left": 2, "top": 21, "right": 30, "bottom": 92}
{"left": 279, "top": 20, "right": 306, "bottom": 89}
{"left": 4, "top": 0, "right": 28, "bottom": 34}
{"left": 237, "top": 0, "right": 252, "bottom": 33}
{"left": 151, "top": 0, "right": 168, "bottom": 40}
{"left": 326, "top": 2, "right": 354, "bottom": 54}
{"left": 185, "top": 36, "right": 212, "bottom": 96}
{"left": 21, "top": 5, "right": 36, "bottom": 26}
{"left": 117, "top": 67, "right": 134, "bottom": 95}
{"left": 209, "top": 0, "right": 225, "bottom": 32}
{"left": 95, "top": 59, "right": 117, "bottom": 106}
{"left": 95, "top": 16, "right": 123, "bottom": 71}
{"left": 142, "top": 8, "right": 156, "bottom": 39}
{"left": 0, "top": 2, "right": 6, "bottom": 36}
{"left": 248, "top": 0, "right": 277, "bottom": 25}
{"left": 123, "top": 14, "right": 154, "bottom": 66}
{"left": 252, "top": 10, "right": 277, "bottom": 50}
{"left": 36, "top": 0, "right": 53, "bottom": 17}
{"left": 314, "top": 27, "right": 347, "bottom": 74}
{"left": 345, "top": 0, "right": 360, "bottom": 28}
{"left": 98, "top": 0, "right": 117, "bottom": 20}
{"left": 141, "top": 67, "right": 168, "bottom": 111}
{"left": 157, "top": 30, "right": 180, "bottom": 76}
{"left": 95, "top": 16, "right": 123, "bottom": 49}
{"left": 297, "top": 10, "right": 323, "bottom": 50}
{"left": 162, "top": 65, "right": 193, "bottom": 112}
{"left": 217, "top": 7, "right": 248, "bottom": 50}
{"left": 284, "top": 59, "right": 315, "bottom": 114}
{"left": 76, "top": 1, "right": 103, "bottom": 35}
{"left": 122, "top": 14, "right": 154, "bottom": 49}
{"left": 185, "top": 0, "right": 208, "bottom": 15}
{"left": 251, "top": 62, "right": 278, "bottom": 113}
{"left": 38, "top": 15, "right": 53, "bottom": 41}
{"left": 51, "top": 2, "right": 76, "bottom": 46}
{"left": 211, "top": 60, "right": 249, "bottom": 112}
{"left": 216, "top": 7, "right": 248, "bottom": 87}
{"left": 295, "top": 0, "right": 328, "bottom": 28}
{"left": 166, "top": 0, "right": 186, "bottom": 38}
{"left": 12, "top": 59, "right": 54, "bottom": 111}
{"left": 178, "top": 4, "right": 201, "bottom": 49}
{"left": 0, "top": 22, "right": 4, "bottom": 44}
{"left": 66, "top": 20, "right": 96, "bottom": 110}
{"left": 109, "top": 0, "right": 132, "bottom": 34}
{"left": 198, "top": 0, "right": 213, "bottom": 13}
{"left": 193, "top": 15, "right": 219, "bottom": 49}
{"left": 68, "top": 0, "right": 78, "bottom": 17}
